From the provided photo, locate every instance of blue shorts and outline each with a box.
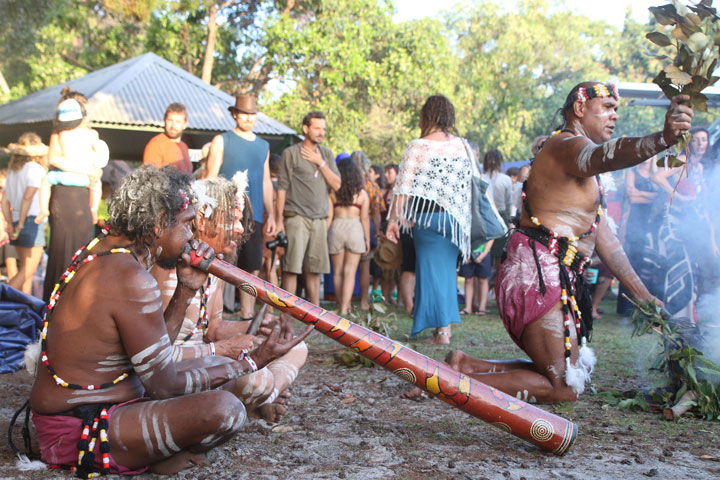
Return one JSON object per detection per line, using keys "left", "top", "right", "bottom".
{"left": 11, "top": 216, "right": 45, "bottom": 248}
{"left": 458, "top": 254, "right": 492, "bottom": 279}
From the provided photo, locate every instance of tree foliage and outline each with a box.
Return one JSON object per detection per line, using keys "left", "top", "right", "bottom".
{"left": 1, "top": 0, "right": 712, "bottom": 162}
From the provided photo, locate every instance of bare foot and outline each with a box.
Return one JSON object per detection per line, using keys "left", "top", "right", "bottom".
{"left": 149, "top": 451, "right": 209, "bottom": 475}
{"left": 399, "top": 386, "right": 429, "bottom": 401}
{"left": 360, "top": 304, "right": 370, "bottom": 311}
{"left": 444, "top": 350, "right": 465, "bottom": 371}
{"left": 258, "top": 402, "right": 288, "bottom": 423}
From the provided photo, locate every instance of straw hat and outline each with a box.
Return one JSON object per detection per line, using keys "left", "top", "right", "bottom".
{"left": 374, "top": 239, "right": 402, "bottom": 272}
{"left": 8, "top": 142, "right": 48, "bottom": 157}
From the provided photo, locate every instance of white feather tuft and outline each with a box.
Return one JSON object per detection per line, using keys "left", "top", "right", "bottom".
{"left": 564, "top": 358, "right": 591, "bottom": 396}
{"left": 190, "top": 181, "right": 218, "bottom": 218}
{"left": 24, "top": 340, "right": 41, "bottom": 377}
{"left": 231, "top": 170, "right": 249, "bottom": 196}
{"left": 578, "top": 344, "right": 597, "bottom": 373}
{"left": 16, "top": 454, "right": 46, "bottom": 471}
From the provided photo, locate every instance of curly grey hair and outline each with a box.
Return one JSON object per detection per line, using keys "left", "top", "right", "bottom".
{"left": 108, "top": 166, "right": 193, "bottom": 243}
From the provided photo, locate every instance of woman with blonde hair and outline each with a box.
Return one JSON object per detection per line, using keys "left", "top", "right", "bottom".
{"left": 1, "top": 132, "right": 48, "bottom": 294}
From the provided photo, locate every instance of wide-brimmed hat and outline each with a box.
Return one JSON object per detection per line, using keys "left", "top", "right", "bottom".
{"left": 374, "top": 239, "right": 402, "bottom": 272}
{"left": 228, "top": 94, "right": 258, "bottom": 115}
{"left": 55, "top": 98, "right": 86, "bottom": 131}
{"left": 8, "top": 142, "right": 49, "bottom": 157}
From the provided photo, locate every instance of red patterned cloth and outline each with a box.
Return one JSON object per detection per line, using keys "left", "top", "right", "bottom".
{"left": 32, "top": 397, "right": 150, "bottom": 475}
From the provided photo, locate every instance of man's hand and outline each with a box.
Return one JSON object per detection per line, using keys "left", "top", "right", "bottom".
{"left": 251, "top": 322, "right": 314, "bottom": 368}
{"left": 264, "top": 215, "right": 277, "bottom": 237}
{"left": 301, "top": 145, "right": 323, "bottom": 166}
{"left": 176, "top": 240, "right": 214, "bottom": 291}
{"left": 276, "top": 218, "right": 285, "bottom": 235}
{"left": 215, "top": 333, "right": 262, "bottom": 359}
{"left": 663, "top": 94, "right": 694, "bottom": 144}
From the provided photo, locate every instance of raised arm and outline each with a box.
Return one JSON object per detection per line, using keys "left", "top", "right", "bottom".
{"left": 553, "top": 95, "right": 693, "bottom": 178}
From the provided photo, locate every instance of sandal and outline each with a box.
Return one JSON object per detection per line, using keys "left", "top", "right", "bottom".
{"left": 459, "top": 309, "right": 472, "bottom": 315}
{"left": 474, "top": 309, "right": 488, "bottom": 315}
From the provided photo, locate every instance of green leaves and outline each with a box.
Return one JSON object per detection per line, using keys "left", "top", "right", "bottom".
{"left": 630, "top": 299, "right": 720, "bottom": 420}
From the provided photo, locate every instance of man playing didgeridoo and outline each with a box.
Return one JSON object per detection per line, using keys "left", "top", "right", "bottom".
{"left": 28, "top": 166, "right": 311, "bottom": 477}
{"left": 405, "top": 82, "right": 693, "bottom": 403}
{"left": 152, "top": 173, "right": 309, "bottom": 423}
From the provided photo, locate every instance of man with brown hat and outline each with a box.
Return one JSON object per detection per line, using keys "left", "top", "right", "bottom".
{"left": 204, "top": 94, "right": 276, "bottom": 319}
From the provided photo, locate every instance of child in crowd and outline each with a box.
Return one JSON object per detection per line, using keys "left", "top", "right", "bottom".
{"left": 35, "top": 96, "right": 108, "bottom": 225}
{"left": 328, "top": 158, "right": 370, "bottom": 315}
{"left": 459, "top": 239, "right": 494, "bottom": 315}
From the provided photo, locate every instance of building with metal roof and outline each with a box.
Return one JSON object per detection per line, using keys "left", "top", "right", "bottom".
{"left": 0, "top": 52, "right": 299, "bottom": 161}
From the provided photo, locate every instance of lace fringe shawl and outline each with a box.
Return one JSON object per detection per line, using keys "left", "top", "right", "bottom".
{"left": 388, "top": 194, "right": 471, "bottom": 260}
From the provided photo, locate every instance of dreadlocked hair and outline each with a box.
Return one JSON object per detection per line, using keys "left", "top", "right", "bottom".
{"left": 420, "top": 95, "right": 458, "bottom": 138}
{"left": 195, "top": 178, "right": 254, "bottom": 245}
{"left": 195, "top": 177, "right": 236, "bottom": 241}
{"left": 551, "top": 81, "right": 615, "bottom": 132}
{"left": 335, "top": 158, "right": 364, "bottom": 206}
{"left": 108, "top": 166, "right": 193, "bottom": 243}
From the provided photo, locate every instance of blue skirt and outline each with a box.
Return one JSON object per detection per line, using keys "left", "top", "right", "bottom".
{"left": 411, "top": 212, "right": 461, "bottom": 336}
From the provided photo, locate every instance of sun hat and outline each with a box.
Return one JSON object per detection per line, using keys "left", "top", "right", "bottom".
{"left": 228, "top": 95, "right": 258, "bottom": 115}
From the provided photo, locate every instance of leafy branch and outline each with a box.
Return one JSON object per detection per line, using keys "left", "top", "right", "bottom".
{"left": 628, "top": 296, "right": 720, "bottom": 420}
{"left": 646, "top": 0, "right": 720, "bottom": 169}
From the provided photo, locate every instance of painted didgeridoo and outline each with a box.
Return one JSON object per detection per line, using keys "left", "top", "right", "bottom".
{"left": 189, "top": 253, "right": 577, "bottom": 455}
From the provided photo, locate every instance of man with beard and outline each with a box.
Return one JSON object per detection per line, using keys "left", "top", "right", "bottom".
{"left": 276, "top": 111, "right": 341, "bottom": 305}
{"left": 152, "top": 173, "right": 309, "bottom": 422}
{"left": 143, "top": 103, "right": 192, "bottom": 173}
{"left": 29, "top": 166, "right": 309, "bottom": 476}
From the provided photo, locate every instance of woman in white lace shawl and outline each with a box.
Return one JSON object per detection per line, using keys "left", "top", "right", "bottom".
{"left": 385, "top": 95, "right": 472, "bottom": 344}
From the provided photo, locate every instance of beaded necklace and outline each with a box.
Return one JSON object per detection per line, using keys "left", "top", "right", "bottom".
{"left": 41, "top": 233, "right": 138, "bottom": 390}
{"left": 177, "top": 276, "right": 212, "bottom": 344}
{"left": 520, "top": 152, "right": 603, "bottom": 370}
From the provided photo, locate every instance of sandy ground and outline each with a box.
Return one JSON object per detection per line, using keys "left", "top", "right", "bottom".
{"left": 2, "top": 326, "right": 719, "bottom": 480}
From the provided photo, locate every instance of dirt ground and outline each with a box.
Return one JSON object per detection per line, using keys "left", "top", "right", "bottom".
{"left": 2, "top": 308, "right": 720, "bottom": 480}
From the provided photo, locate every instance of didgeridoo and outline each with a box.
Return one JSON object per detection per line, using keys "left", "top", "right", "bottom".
{"left": 187, "top": 252, "right": 577, "bottom": 455}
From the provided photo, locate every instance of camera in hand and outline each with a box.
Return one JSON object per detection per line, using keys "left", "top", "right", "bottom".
{"left": 266, "top": 231, "right": 288, "bottom": 250}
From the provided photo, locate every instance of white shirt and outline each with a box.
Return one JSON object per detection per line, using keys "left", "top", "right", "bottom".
{"left": 5, "top": 161, "right": 45, "bottom": 222}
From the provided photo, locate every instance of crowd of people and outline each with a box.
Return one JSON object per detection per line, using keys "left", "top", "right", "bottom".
{"left": 0, "top": 80, "right": 714, "bottom": 475}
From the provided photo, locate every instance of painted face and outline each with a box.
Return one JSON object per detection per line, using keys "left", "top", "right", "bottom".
{"left": 580, "top": 95, "right": 618, "bottom": 144}
{"left": 164, "top": 112, "right": 187, "bottom": 140}
{"left": 155, "top": 205, "right": 196, "bottom": 269}
{"left": 303, "top": 118, "right": 326, "bottom": 144}
{"left": 690, "top": 130, "right": 709, "bottom": 156}
{"left": 234, "top": 112, "right": 257, "bottom": 132}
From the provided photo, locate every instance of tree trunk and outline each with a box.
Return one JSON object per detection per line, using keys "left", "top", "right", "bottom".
{"left": 201, "top": 2, "right": 219, "bottom": 84}
{"left": 0, "top": 68, "right": 10, "bottom": 96}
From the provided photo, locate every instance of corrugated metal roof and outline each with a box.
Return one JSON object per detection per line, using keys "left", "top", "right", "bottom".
{"left": 0, "top": 53, "right": 296, "bottom": 136}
